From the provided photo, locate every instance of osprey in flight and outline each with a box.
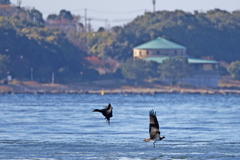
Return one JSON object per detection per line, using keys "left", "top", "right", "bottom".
{"left": 92, "top": 103, "right": 113, "bottom": 125}
{"left": 144, "top": 109, "right": 165, "bottom": 148}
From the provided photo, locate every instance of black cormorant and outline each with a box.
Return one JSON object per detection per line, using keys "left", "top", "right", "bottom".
{"left": 92, "top": 103, "right": 113, "bottom": 125}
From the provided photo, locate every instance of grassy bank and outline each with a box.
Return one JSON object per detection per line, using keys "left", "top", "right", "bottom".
{"left": 1, "top": 79, "right": 240, "bottom": 95}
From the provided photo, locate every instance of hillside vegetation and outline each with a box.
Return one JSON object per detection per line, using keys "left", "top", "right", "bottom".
{"left": 0, "top": 6, "right": 94, "bottom": 83}
{"left": 81, "top": 9, "right": 240, "bottom": 63}
{"left": 1, "top": 3, "right": 240, "bottom": 83}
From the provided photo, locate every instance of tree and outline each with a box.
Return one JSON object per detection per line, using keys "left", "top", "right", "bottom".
{"left": 47, "top": 10, "right": 74, "bottom": 21}
{"left": 144, "top": 61, "right": 159, "bottom": 78}
{"left": 98, "top": 27, "right": 105, "bottom": 32}
{"left": 0, "top": 10, "right": 88, "bottom": 82}
{"left": 157, "top": 56, "right": 191, "bottom": 85}
{"left": 0, "top": 0, "right": 10, "bottom": 5}
{"left": 59, "top": 10, "right": 73, "bottom": 21}
{"left": 227, "top": 61, "right": 240, "bottom": 80}
{"left": 47, "top": 14, "right": 58, "bottom": 20}
{"left": 119, "top": 58, "right": 146, "bottom": 85}
{"left": 30, "top": 9, "right": 44, "bottom": 24}
{"left": 75, "top": 9, "right": 240, "bottom": 63}
{"left": 0, "top": 54, "right": 10, "bottom": 79}
{"left": 219, "top": 64, "right": 229, "bottom": 76}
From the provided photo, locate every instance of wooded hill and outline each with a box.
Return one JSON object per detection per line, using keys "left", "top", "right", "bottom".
{"left": 84, "top": 9, "right": 240, "bottom": 63}
{"left": 0, "top": 6, "right": 99, "bottom": 83}
{"left": 1, "top": 4, "right": 240, "bottom": 83}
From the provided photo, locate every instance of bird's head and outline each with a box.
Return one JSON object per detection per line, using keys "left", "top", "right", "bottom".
{"left": 160, "top": 136, "right": 165, "bottom": 141}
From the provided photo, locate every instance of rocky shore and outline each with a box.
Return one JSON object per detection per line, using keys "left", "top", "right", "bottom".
{"left": 1, "top": 83, "right": 240, "bottom": 95}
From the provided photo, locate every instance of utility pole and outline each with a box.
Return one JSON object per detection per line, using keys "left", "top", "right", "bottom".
{"left": 27, "top": 11, "right": 29, "bottom": 21}
{"left": 88, "top": 18, "right": 92, "bottom": 32}
{"left": 152, "top": 0, "right": 156, "bottom": 13}
{"left": 33, "top": 13, "right": 36, "bottom": 22}
{"left": 52, "top": 72, "right": 54, "bottom": 84}
{"left": 105, "top": 19, "right": 108, "bottom": 30}
{"left": 17, "top": 0, "right": 22, "bottom": 7}
{"left": 85, "top": 8, "right": 87, "bottom": 32}
{"left": 31, "top": 68, "right": 33, "bottom": 81}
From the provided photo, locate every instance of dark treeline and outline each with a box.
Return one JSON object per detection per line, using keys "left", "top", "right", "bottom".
{"left": 1, "top": 1, "right": 240, "bottom": 83}
{"left": 0, "top": 6, "right": 99, "bottom": 83}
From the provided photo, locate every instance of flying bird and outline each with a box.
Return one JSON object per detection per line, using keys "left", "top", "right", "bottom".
{"left": 92, "top": 103, "right": 113, "bottom": 125}
{"left": 144, "top": 109, "right": 165, "bottom": 148}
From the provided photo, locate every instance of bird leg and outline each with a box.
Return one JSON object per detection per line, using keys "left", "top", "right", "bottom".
{"left": 153, "top": 141, "right": 156, "bottom": 148}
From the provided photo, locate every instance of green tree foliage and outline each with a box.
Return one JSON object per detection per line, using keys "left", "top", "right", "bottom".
{"left": 97, "top": 27, "right": 105, "bottom": 32}
{"left": 0, "top": 6, "right": 91, "bottom": 83}
{"left": 30, "top": 9, "right": 44, "bottom": 24}
{"left": 47, "top": 10, "right": 74, "bottom": 21}
{"left": 119, "top": 58, "right": 146, "bottom": 81}
{"left": 0, "top": 0, "right": 10, "bottom": 5}
{"left": 144, "top": 61, "right": 159, "bottom": 78}
{"left": 3, "top": 6, "right": 240, "bottom": 83}
{"left": 0, "top": 54, "right": 10, "bottom": 78}
{"left": 218, "top": 64, "right": 229, "bottom": 76}
{"left": 157, "top": 56, "right": 191, "bottom": 85}
{"left": 59, "top": 10, "right": 73, "bottom": 21}
{"left": 119, "top": 58, "right": 159, "bottom": 84}
{"left": 47, "top": 14, "right": 58, "bottom": 20}
{"left": 77, "top": 9, "right": 240, "bottom": 63}
{"left": 227, "top": 61, "right": 240, "bottom": 80}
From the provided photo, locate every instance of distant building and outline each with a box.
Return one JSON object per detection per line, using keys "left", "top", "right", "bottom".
{"left": 133, "top": 37, "right": 220, "bottom": 88}
{"left": 133, "top": 37, "right": 187, "bottom": 59}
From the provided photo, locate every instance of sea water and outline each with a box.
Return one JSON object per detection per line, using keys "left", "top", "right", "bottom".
{"left": 0, "top": 94, "right": 239, "bottom": 159}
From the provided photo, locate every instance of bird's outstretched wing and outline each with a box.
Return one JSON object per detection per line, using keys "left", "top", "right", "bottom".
{"left": 149, "top": 110, "right": 160, "bottom": 139}
{"left": 104, "top": 103, "right": 110, "bottom": 109}
{"left": 106, "top": 103, "right": 113, "bottom": 117}
{"left": 103, "top": 103, "right": 113, "bottom": 117}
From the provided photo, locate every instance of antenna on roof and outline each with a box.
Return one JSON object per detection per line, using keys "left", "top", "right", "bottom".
{"left": 17, "top": 0, "right": 22, "bottom": 7}
{"left": 152, "top": 0, "right": 156, "bottom": 13}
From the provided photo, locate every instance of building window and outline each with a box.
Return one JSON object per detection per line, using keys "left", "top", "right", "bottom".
{"left": 147, "top": 51, "right": 149, "bottom": 55}
{"left": 166, "top": 51, "right": 169, "bottom": 54}
{"left": 139, "top": 51, "right": 141, "bottom": 56}
{"left": 175, "top": 50, "right": 177, "bottom": 55}
{"left": 157, "top": 51, "right": 160, "bottom": 55}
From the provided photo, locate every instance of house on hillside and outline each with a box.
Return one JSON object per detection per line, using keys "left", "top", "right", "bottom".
{"left": 133, "top": 37, "right": 220, "bottom": 88}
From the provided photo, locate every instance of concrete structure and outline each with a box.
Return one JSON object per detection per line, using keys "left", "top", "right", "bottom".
{"left": 133, "top": 37, "right": 220, "bottom": 88}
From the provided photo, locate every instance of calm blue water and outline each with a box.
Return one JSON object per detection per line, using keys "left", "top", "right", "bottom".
{"left": 0, "top": 94, "right": 239, "bottom": 159}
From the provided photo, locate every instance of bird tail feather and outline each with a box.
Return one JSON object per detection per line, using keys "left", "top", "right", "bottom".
{"left": 144, "top": 138, "right": 151, "bottom": 142}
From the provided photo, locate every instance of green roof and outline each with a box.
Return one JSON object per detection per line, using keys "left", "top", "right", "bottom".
{"left": 134, "top": 37, "right": 186, "bottom": 49}
{"left": 188, "top": 58, "right": 219, "bottom": 64}
{"left": 144, "top": 56, "right": 219, "bottom": 64}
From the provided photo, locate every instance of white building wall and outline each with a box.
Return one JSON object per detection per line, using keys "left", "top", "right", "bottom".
{"left": 133, "top": 48, "right": 186, "bottom": 59}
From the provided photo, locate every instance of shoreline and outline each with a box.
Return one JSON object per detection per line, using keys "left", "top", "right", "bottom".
{"left": 1, "top": 86, "right": 240, "bottom": 95}
{"left": 1, "top": 80, "right": 240, "bottom": 95}
{"left": 1, "top": 77, "right": 240, "bottom": 95}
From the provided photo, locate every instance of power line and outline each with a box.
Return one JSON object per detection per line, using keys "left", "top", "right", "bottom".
{"left": 71, "top": 8, "right": 85, "bottom": 12}
{"left": 111, "top": 18, "right": 134, "bottom": 22}
{"left": 85, "top": 9, "right": 145, "bottom": 14}
{"left": 82, "top": 17, "right": 134, "bottom": 23}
